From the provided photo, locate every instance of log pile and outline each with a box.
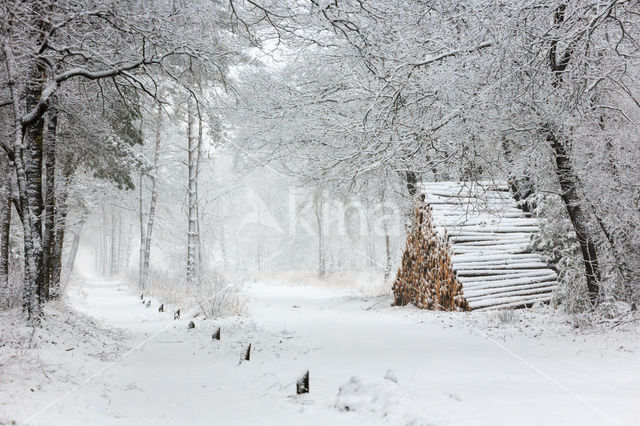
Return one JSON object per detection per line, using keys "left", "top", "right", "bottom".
{"left": 421, "top": 181, "right": 558, "bottom": 311}
{"left": 392, "top": 196, "right": 470, "bottom": 311}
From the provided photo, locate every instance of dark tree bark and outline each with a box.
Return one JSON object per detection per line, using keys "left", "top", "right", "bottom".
{"left": 501, "top": 138, "right": 537, "bottom": 214}
{"left": 4, "top": 40, "right": 44, "bottom": 320}
{"left": 547, "top": 3, "right": 601, "bottom": 305}
{"left": 50, "top": 187, "right": 68, "bottom": 299}
{"left": 42, "top": 102, "right": 58, "bottom": 300}
{"left": 0, "top": 168, "right": 11, "bottom": 301}
{"left": 546, "top": 127, "right": 601, "bottom": 304}
{"left": 405, "top": 170, "right": 418, "bottom": 198}
{"left": 24, "top": 77, "right": 46, "bottom": 302}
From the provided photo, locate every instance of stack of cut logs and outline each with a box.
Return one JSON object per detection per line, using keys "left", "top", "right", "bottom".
{"left": 420, "top": 181, "right": 558, "bottom": 311}
{"left": 392, "top": 196, "right": 470, "bottom": 311}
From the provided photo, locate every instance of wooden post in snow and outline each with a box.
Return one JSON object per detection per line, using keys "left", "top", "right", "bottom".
{"left": 296, "top": 371, "right": 309, "bottom": 394}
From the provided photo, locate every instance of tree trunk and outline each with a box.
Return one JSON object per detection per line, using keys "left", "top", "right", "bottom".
{"left": 405, "top": 170, "right": 418, "bottom": 198}
{"left": 315, "top": 190, "right": 326, "bottom": 278}
{"left": 546, "top": 127, "right": 601, "bottom": 304}
{"left": 3, "top": 40, "right": 43, "bottom": 321}
{"left": 110, "top": 209, "right": 118, "bottom": 275}
{"left": 501, "top": 137, "right": 537, "bottom": 214}
{"left": 142, "top": 104, "right": 162, "bottom": 285}
{"left": 24, "top": 63, "right": 47, "bottom": 303}
{"left": 195, "top": 109, "right": 204, "bottom": 272}
{"left": 384, "top": 225, "right": 392, "bottom": 281}
{"left": 50, "top": 180, "right": 70, "bottom": 299}
{"left": 547, "top": 4, "right": 601, "bottom": 305}
{"left": 138, "top": 172, "right": 145, "bottom": 288}
{"left": 42, "top": 102, "right": 58, "bottom": 299}
{"left": 123, "top": 215, "right": 133, "bottom": 272}
{"left": 186, "top": 99, "right": 198, "bottom": 285}
{"left": 64, "top": 215, "right": 84, "bottom": 282}
{"left": 117, "top": 208, "right": 122, "bottom": 274}
{"left": 0, "top": 169, "right": 11, "bottom": 304}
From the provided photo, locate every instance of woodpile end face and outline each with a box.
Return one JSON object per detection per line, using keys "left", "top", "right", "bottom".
{"left": 392, "top": 195, "right": 469, "bottom": 311}
{"left": 393, "top": 181, "right": 558, "bottom": 311}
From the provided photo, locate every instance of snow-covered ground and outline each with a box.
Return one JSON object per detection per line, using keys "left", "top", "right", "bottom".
{"left": 1, "top": 277, "right": 639, "bottom": 426}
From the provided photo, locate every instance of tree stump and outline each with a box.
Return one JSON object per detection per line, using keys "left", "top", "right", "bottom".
{"left": 158, "top": 303, "right": 164, "bottom": 312}
{"left": 174, "top": 309, "right": 181, "bottom": 320}
{"left": 188, "top": 321, "right": 195, "bottom": 329}
{"left": 212, "top": 327, "right": 220, "bottom": 340}
{"left": 243, "top": 343, "right": 251, "bottom": 361}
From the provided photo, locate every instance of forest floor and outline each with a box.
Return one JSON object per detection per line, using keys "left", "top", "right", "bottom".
{"left": 1, "top": 276, "right": 639, "bottom": 426}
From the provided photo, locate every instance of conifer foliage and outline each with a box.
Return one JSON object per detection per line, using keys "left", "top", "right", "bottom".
{"left": 392, "top": 197, "right": 469, "bottom": 311}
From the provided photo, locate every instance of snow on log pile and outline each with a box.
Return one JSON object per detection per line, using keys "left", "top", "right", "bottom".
{"left": 420, "top": 181, "right": 558, "bottom": 311}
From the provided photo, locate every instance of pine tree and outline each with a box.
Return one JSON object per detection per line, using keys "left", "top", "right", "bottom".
{"left": 392, "top": 197, "right": 469, "bottom": 311}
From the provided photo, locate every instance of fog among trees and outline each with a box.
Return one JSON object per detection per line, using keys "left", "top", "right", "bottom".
{"left": 1, "top": 1, "right": 640, "bottom": 424}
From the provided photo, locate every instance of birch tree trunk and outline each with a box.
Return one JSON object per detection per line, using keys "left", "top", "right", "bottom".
{"left": 117, "top": 208, "right": 122, "bottom": 274}
{"left": 384, "top": 225, "right": 392, "bottom": 282}
{"left": 110, "top": 209, "right": 118, "bottom": 275}
{"left": 195, "top": 109, "right": 204, "bottom": 272}
{"left": 138, "top": 172, "right": 145, "bottom": 288}
{"left": 186, "top": 99, "right": 198, "bottom": 285}
{"left": 142, "top": 104, "right": 162, "bottom": 286}
{"left": 314, "top": 190, "right": 326, "bottom": 278}
{"left": 364, "top": 209, "right": 375, "bottom": 268}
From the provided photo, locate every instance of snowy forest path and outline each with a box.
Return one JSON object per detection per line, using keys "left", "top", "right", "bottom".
{"left": 21, "top": 278, "right": 640, "bottom": 426}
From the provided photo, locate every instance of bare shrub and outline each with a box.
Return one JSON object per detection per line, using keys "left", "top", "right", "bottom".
{"left": 597, "top": 300, "right": 632, "bottom": 320}
{"left": 496, "top": 309, "right": 517, "bottom": 325}
{"left": 144, "top": 269, "right": 184, "bottom": 305}
{"left": 190, "top": 270, "right": 246, "bottom": 318}
{"left": 570, "top": 313, "right": 594, "bottom": 329}
{"left": 141, "top": 268, "right": 246, "bottom": 318}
